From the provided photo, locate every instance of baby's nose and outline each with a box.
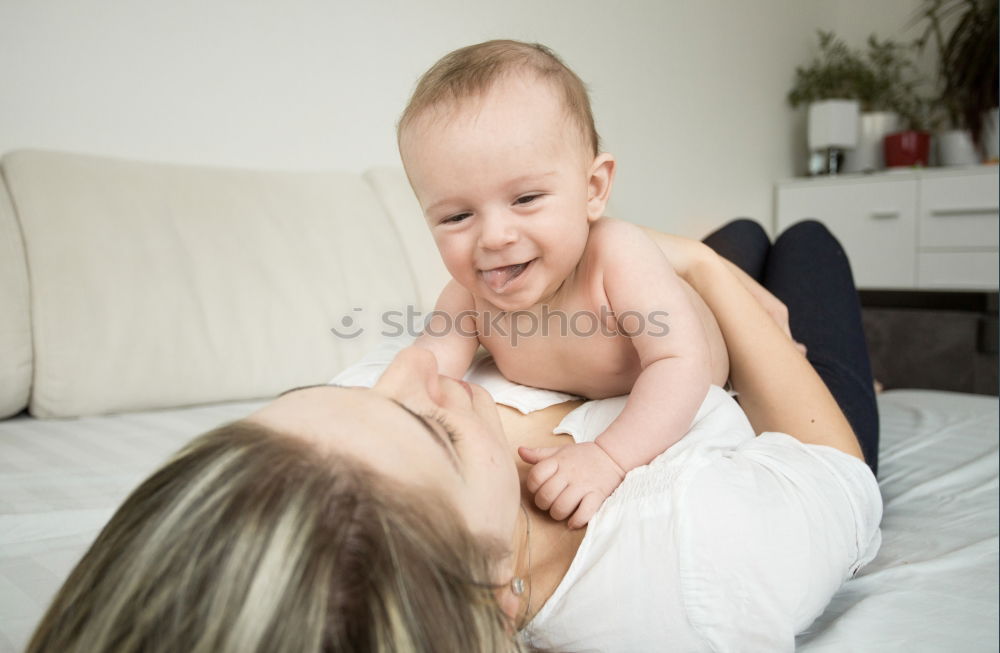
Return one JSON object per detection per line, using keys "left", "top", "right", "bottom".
{"left": 478, "top": 212, "right": 519, "bottom": 250}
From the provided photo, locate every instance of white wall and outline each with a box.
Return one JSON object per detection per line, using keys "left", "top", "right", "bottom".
{"left": 0, "top": 0, "right": 929, "bottom": 238}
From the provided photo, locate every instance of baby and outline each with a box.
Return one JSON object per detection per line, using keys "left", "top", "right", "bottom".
{"left": 398, "top": 40, "right": 729, "bottom": 529}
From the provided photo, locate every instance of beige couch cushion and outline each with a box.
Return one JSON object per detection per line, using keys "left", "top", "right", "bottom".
{"left": 0, "top": 175, "right": 32, "bottom": 418}
{"left": 364, "top": 167, "right": 450, "bottom": 313}
{"left": 5, "top": 150, "right": 418, "bottom": 418}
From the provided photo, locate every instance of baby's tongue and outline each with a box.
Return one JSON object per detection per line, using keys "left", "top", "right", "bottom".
{"left": 480, "top": 263, "right": 526, "bottom": 292}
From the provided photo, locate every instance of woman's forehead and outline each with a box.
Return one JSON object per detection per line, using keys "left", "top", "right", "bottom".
{"left": 250, "top": 384, "right": 459, "bottom": 481}
{"left": 252, "top": 385, "right": 378, "bottom": 433}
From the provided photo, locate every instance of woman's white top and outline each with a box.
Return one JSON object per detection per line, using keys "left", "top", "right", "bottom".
{"left": 332, "top": 341, "right": 883, "bottom": 652}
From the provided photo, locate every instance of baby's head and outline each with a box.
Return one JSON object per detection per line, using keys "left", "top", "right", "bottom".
{"left": 398, "top": 40, "right": 615, "bottom": 311}
{"left": 399, "top": 40, "right": 600, "bottom": 159}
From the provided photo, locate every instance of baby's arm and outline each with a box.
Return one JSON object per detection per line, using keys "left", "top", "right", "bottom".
{"left": 595, "top": 224, "right": 712, "bottom": 470}
{"left": 413, "top": 280, "right": 479, "bottom": 379}
{"left": 520, "top": 221, "right": 712, "bottom": 527}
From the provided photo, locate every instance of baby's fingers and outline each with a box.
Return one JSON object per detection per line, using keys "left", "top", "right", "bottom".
{"left": 533, "top": 474, "right": 569, "bottom": 512}
{"left": 524, "top": 457, "right": 559, "bottom": 494}
{"left": 518, "top": 445, "right": 561, "bottom": 464}
{"left": 567, "top": 492, "right": 604, "bottom": 530}
{"left": 549, "top": 485, "right": 585, "bottom": 522}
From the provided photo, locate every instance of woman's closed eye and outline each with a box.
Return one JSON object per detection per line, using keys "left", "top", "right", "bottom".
{"left": 427, "top": 410, "right": 462, "bottom": 445}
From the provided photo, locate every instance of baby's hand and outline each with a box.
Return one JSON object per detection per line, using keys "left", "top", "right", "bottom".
{"left": 518, "top": 442, "right": 626, "bottom": 529}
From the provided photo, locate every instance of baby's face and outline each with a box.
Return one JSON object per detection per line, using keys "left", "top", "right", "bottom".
{"left": 400, "top": 74, "right": 599, "bottom": 311}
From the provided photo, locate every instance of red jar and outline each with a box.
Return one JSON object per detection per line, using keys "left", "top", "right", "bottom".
{"left": 884, "top": 131, "right": 931, "bottom": 167}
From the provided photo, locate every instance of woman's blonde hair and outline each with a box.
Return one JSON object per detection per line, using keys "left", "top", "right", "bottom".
{"left": 398, "top": 39, "right": 600, "bottom": 156}
{"left": 27, "top": 419, "right": 529, "bottom": 653}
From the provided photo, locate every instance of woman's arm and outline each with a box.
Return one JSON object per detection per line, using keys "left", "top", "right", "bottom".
{"left": 717, "top": 258, "right": 806, "bottom": 356}
{"left": 652, "top": 234, "right": 863, "bottom": 461}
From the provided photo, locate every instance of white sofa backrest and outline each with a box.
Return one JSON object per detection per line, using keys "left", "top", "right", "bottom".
{"left": 0, "top": 174, "right": 32, "bottom": 418}
{"left": 363, "top": 167, "right": 450, "bottom": 312}
{"left": 3, "top": 150, "right": 429, "bottom": 418}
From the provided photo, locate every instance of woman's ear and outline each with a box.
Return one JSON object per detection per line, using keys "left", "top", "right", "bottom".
{"left": 586, "top": 153, "right": 616, "bottom": 222}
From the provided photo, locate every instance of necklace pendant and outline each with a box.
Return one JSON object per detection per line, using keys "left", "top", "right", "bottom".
{"left": 511, "top": 576, "right": 525, "bottom": 595}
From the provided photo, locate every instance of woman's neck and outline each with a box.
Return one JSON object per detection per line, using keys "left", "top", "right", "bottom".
{"left": 517, "top": 485, "right": 588, "bottom": 625}
{"left": 498, "top": 402, "right": 589, "bottom": 626}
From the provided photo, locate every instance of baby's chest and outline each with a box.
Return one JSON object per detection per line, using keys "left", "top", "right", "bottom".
{"left": 476, "top": 296, "right": 641, "bottom": 399}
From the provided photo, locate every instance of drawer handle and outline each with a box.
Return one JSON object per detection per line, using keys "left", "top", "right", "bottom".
{"left": 929, "top": 207, "right": 998, "bottom": 217}
{"left": 870, "top": 210, "right": 899, "bottom": 219}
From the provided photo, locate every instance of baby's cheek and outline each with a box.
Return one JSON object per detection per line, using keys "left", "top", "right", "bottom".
{"left": 436, "top": 242, "right": 465, "bottom": 265}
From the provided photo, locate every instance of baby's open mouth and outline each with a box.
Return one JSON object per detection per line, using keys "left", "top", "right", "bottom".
{"left": 479, "top": 259, "right": 534, "bottom": 293}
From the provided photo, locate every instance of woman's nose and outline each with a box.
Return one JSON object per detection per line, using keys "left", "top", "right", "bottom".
{"left": 478, "top": 211, "right": 518, "bottom": 251}
{"left": 375, "top": 346, "right": 442, "bottom": 403}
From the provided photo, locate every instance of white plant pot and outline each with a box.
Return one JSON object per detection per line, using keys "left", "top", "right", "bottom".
{"left": 843, "top": 111, "right": 900, "bottom": 173}
{"left": 808, "top": 100, "right": 860, "bottom": 150}
{"left": 937, "top": 129, "right": 980, "bottom": 166}
{"left": 982, "top": 108, "right": 999, "bottom": 162}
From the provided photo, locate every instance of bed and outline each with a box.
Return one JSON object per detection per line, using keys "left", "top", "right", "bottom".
{"left": 1, "top": 151, "right": 995, "bottom": 651}
{"left": 0, "top": 388, "right": 996, "bottom": 652}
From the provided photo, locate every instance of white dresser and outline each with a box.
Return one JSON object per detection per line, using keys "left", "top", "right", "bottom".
{"left": 774, "top": 166, "right": 999, "bottom": 291}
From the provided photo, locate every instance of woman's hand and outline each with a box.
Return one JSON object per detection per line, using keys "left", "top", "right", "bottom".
{"left": 638, "top": 227, "right": 711, "bottom": 279}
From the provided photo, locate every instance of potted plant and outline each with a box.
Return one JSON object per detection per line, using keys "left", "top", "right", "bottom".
{"left": 913, "top": 0, "right": 999, "bottom": 165}
{"left": 788, "top": 31, "right": 864, "bottom": 174}
{"left": 846, "top": 36, "right": 919, "bottom": 172}
{"left": 884, "top": 87, "right": 938, "bottom": 167}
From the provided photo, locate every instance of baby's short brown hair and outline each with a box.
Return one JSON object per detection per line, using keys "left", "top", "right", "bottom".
{"left": 398, "top": 39, "right": 600, "bottom": 156}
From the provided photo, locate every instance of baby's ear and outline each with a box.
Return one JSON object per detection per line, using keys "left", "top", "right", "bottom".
{"left": 586, "top": 153, "right": 616, "bottom": 221}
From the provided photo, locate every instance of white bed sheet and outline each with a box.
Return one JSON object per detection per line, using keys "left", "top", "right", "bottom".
{"left": 799, "top": 390, "right": 999, "bottom": 652}
{"left": 0, "top": 390, "right": 996, "bottom": 652}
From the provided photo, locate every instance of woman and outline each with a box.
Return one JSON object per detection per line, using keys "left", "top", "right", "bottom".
{"left": 27, "top": 220, "right": 881, "bottom": 652}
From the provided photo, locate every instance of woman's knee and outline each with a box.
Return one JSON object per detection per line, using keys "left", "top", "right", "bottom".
{"left": 702, "top": 218, "right": 772, "bottom": 280}
{"left": 703, "top": 217, "right": 770, "bottom": 250}
{"left": 774, "top": 219, "right": 842, "bottom": 252}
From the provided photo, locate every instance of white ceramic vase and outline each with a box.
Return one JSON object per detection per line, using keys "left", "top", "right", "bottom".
{"left": 937, "top": 129, "right": 980, "bottom": 166}
{"left": 843, "top": 111, "right": 900, "bottom": 173}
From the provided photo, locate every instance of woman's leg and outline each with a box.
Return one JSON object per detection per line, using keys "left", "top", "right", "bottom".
{"left": 763, "top": 220, "right": 880, "bottom": 475}
{"left": 701, "top": 218, "right": 771, "bottom": 282}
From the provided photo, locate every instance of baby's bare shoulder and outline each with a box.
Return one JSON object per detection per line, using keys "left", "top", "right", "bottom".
{"left": 587, "top": 217, "right": 672, "bottom": 265}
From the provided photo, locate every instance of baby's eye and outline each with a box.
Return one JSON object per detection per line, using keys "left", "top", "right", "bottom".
{"left": 441, "top": 212, "right": 471, "bottom": 225}
{"left": 514, "top": 194, "right": 541, "bottom": 206}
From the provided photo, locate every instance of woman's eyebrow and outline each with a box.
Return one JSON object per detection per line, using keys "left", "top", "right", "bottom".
{"left": 388, "top": 399, "right": 462, "bottom": 476}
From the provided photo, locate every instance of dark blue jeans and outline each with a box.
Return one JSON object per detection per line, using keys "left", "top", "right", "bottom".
{"left": 702, "top": 219, "right": 879, "bottom": 476}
